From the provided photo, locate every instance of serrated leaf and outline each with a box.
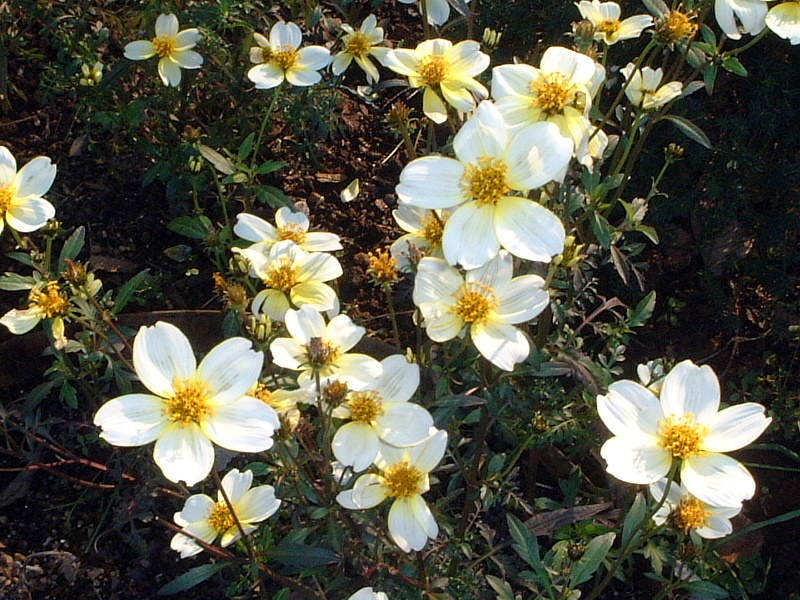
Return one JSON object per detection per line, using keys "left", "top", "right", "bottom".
{"left": 198, "top": 144, "right": 236, "bottom": 174}
{"left": 628, "top": 291, "right": 656, "bottom": 327}
{"left": 264, "top": 543, "right": 339, "bottom": 567}
{"left": 158, "top": 562, "right": 229, "bottom": 595}
{"left": 722, "top": 56, "right": 747, "bottom": 77}
{"left": 0, "top": 272, "right": 35, "bottom": 291}
{"left": 112, "top": 269, "right": 150, "bottom": 315}
{"left": 662, "top": 115, "right": 713, "bottom": 149}
{"left": 570, "top": 532, "right": 616, "bottom": 587}
{"left": 621, "top": 493, "right": 647, "bottom": 546}
{"left": 168, "top": 215, "right": 213, "bottom": 239}
{"left": 238, "top": 133, "right": 255, "bottom": 160}
{"left": 58, "top": 226, "right": 85, "bottom": 272}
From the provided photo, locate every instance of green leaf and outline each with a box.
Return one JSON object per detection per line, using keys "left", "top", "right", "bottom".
{"left": 621, "top": 493, "right": 647, "bottom": 547}
{"left": 0, "top": 272, "right": 35, "bottom": 291}
{"left": 238, "top": 133, "right": 255, "bottom": 160}
{"left": 662, "top": 115, "right": 713, "bottom": 150}
{"left": 255, "top": 185, "right": 293, "bottom": 208}
{"left": 722, "top": 56, "right": 748, "bottom": 77}
{"left": 700, "top": 23, "right": 717, "bottom": 46}
{"left": 642, "top": 0, "right": 669, "bottom": 18}
{"left": 264, "top": 543, "right": 339, "bottom": 567}
{"left": 6, "top": 252, "right": 37, "bottom": 268}
{"left": 168, "top": 215, "right": 212, "bottom": 239}
{"left": 222, "top": 311, "right": 242, "bottom": 337}
{"left": 112, "top": 269, "right": 151, "bottom": 315}
{"left": 58, "top": 226, "right": 85, "bottom": 272}
{"left": 570, "top": 532, "right": 616, "bottom": 587}
{"left": 198, "top": 144, "right": 235, "bottom": 174}
{"left": 157, "top": 562, "right": 229, "bottom": 595}
{"left": 683, "top": 581, "right": 730, "bottom": 599}
{"left": 485, "top": 574, "right": 516, "bottom": 600}
{"left": 255, "top": 160, "right": 285, "bottom": 175}
{"left": 164, "top": 245, "right": 194, "bottom": 262}
{"left": 507, "top": 514, "right": 552, "bottom": 590}
{"left": 628, "top": 291, "right": 656, "bottom": 327}
{"left": 592, "top": 213, "right": 613, "bottom": 249}
{"left": 635, "top": 224, "right": 659, "bottom": 244}
{"left": 703, "top": 64, "right": 718, "bottom": 94}
{"left": 59, "top": 382, "right": 78, "bottom": 409}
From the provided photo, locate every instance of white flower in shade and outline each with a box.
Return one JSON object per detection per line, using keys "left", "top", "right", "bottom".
{"left": 337, "top": 429, "right": 447, "bottom": 553}
{"left": 247, "top": 21, "right": 331, "bottom": 89}
{"left": 649, "top": 478, "right": 741, "bottom": 540}
{"left": 597, "top": 359, "right": 771, "bottom": 507}
{"left": 348, "top": 588, "right": 389, "bottom": 600}
{"left": 765, "top": 1, "right": 800, "bottom": 44}
{"left": 383, "top": 39, "right": 489, "bottom": 124}
{"left": 389, "top": 205, "right": 450, "bottom": 270}
{"left": 249, "top": 382, "right": 316, "bottom": 431}
{"left": 622, "top": 64, "right": 682, "bottom": 111}
{"left": 396, "top": 101, "right": 571, "bottom": 269}
{"left": 332, "top": 354, "right": 433, "bottom": 472}
{"left": 170, "top": 468, "right": 281, "bottom": 558}
{"left": 234, "top": 209, "right": 342, "bottom": 256}
{"left": 413, "top": 252, "right": 550, "bottom": 371}
{"left": 576, "top": 1, "right": 654, "bottom": 44}
{"left": 270, "top": 305, "right": 382, "bottom": 389}
{"left": 714, "top": 0, "right": 767, "bottom": 40}
{"left": 93, "top": 322, "right": 280, "bottom": 487}
{"left": 0, "top": 280, "right": 70, "bottom": 349}
{"left": 332, "top": 15, "right": 389, "bottom": 84}
{"left": 124, "top": 14, "right": 202, "bottom": 87}
{"left": 0, "top": 146, "right": 56, "bottom": 235}
{"left": 398, "top": 0, "right": 451, "bottom": 26}
{"left": 243, "top": 240, "right": 342, "bottom": 322}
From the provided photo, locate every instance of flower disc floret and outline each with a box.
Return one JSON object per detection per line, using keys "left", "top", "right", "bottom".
{"left": 659, "top": 413, "right": 708, "bottom": 459}
{"left": 463, "top": 158, "right": 510, "bottom": 207}
{"left": 672, "top": 497, "right": 710, "bottom": 532}
{"left": 263, "top": 258, "right": 300, "bottom": 292}
{"left": 166, "top": 378, "right": 214, "bottom": 426}
{"left": 344, "top": 31, "right": 371, "bottom": 57}
{"left": 153, "top": 35, "right": 177, "bottom": 57}
{"left": 30, "top": 282, "right": 69, "bottom": 318}
{"left": 383, "top": 462, "right": 424, "bottom": 498}
{"left": 530, "top": 73, "right": 573, "bottom": 115}
{"left": 453, "top": 281, "right": 498, "bottom": 324}
{"left": 278, "top": 223, "right": 307, "bottom": 244}
{"left": 207, "top": 502, "right": 236, "bottom": 533}
{"left": 0, "top": 184, "right": 13, "bottom": 216}
{"left": 418, "top": 54, "right": 449, "bottom": 85}
{"left": 347, "top": 391, "right": 384, "bottom": 423}
{"left": 273, "top": 46, "right": 299, "bottom": 70}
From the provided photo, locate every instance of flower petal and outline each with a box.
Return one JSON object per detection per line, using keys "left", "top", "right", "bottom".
{"left": 237, "top": 484, "right": 281, "bottom": 522}
{"left": 286, "top": 66, "right": 323, "bottom": 87}
{"left": 156, "top": 14, "right": 179, "bottom": 37}
{"left": 453, "top": 101, "right": 507, "bottom": 164}
{"left": 133, "top": 322, "right": 196, "bottom": 398}
{"left": 158, "top": 57, "right": 182, "bottom": 86}
{"left": 154, "top": 423, "right": 215, "bottom": 486}
{"left": 175, "top": 493, "right": 214, "bottom": 526}
{"left": 494, "top": 196, "right": 565, "bottom": 263}
{"left": 413, "top": 257, "right": 461, "bottom": 305}
{"left": 374, "top": 354, "right": 420, "bottom": 403}
{"left": 597, "top": 380, "right": 664, "bottom": 438}
{"left": 94, "top": 394, "right": 168, "bottom": 446}
{"left": 423, "top": 87, "right": 448, "bottom": 124}
{"left": 0, "top": 146, "right": 17, "bottom": 182}
{"left": 388, "top": 497, "right": 429, "bottom": 552}
{"left": 351, "top": 473, "right": 389, "bottom": 508}
{"left": 681, "top": 452, "right": 756, "bottom": 506}
{"left": 202, "top": 397, "right": 279, "bottom": 452}
{"left": 703, "top": 403, "right": 771, "bottom": 452}
{"left": 174, "top": 28, "right": 200, "bottom": 51}
{"left": 248, "top": 64, "right": 285, "bottom": 89}
{"left": 599, "top": 435, "right": 671, "bottom": 484}
{"left": 333, "top": 422, "right": 380, "bottom": 472}
{"left": 199, "top": 338, "right": 263, "bottom": 405}
{"left": 659, "top": 360, "right": 720, "bottom": 424}
{"left": 494, "top": 274, "right": 549, "bottom": 324}
{"left": 125, "top": 40, "right": 157, "bottom": 60}
{"left": 235, "top": 213, "right": 278, "bottom": 243}
{"left": 6, "top": 198, "right": 56, "bottom": 233}
{"left": 506, "top": 122, "right": 573, "bottom": 189}
{"left": 221, "top": 468, "right": 253, "bottom": 504}
{"left": 471, "top": 320, "right": 529, "bottom": 371}
{"left": 443, "top": 201, "right": 500, "bottom": 269}
{"left": 396, "top": 157, "right": 465, "bottom": 209}
{"left": 376, "top": 403, "right": 434, "bottom": 447}
{"left": 0, "top": 307, "right": 41, "bottom": 334}
{"left": 14, "top": 156, "right": 56, "bottom": 198}
{"left": 171, "top": 50, "right": 203, "bottom": 69}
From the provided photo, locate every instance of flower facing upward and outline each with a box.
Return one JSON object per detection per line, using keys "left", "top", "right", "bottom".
{"left": 124, "top": 14, "right": 203, "bottom": 87}
{"left": 170, "top": 468, "right": 281, "bottom": 558}
{"left": 765, "top": 1, "right": 800, "bottom": 44}
{"left": 0, "top": 280, "right": 71, "bottom": 349}
{"left": 332, "top": 15, "right": 390, "bottom": 84}
{"left": 337, "top": 429, "right": 447, "bottom": 552}
{"left": 247, "top": 21, "right": 332, "bottom": 89}
{"left": 597, "top": 360, "right": 771, "bottom": 507}
{"left": 384, "top": 39, "right": 489, "bottom": 123}
{"left": 234, "top": 208, "right": 342, "bottom": 256}
{"left": 622, "top": 64, "right": 682, "bottom": 111}
{"left": 0, "top": 146, "right": 56, "bottom": 235}
{"left": 390, "top": 205, "right": 451, "bottom": 270}
{"left": 94, "top": 322, "right": 280, "bottom": 486}
{"left": 649, "top": 479, "right": 742, "bottom": 540}
{"left": 576, "top": 1, "right": 654, "bottom": 44}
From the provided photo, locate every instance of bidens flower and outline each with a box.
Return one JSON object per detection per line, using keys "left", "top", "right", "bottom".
{"left": 171, "top": 468, "right": 281, "bottom": 558}
{"left": 622, "top": 63, "right": 682, "bottom": 111}
{"left": 714, "top": 0, "right": 767, "bottom": 40}
{"left": 348, "top": 588, "right": 389, "bottom": 600}
{"left": 124, "top": 14, "right": 202, "bottom": 87}
{"left": 597, "top": 359, "right": 771, "bottom": 507}
{"left": 0, "top": 146, "right": 56, "bottom": 235}
{"left": 0, "top": 280, "right": 70, "bottom": 349}
{"left": 390, "top": 205, "right": 450, "bottom": 270}
{"left": 576, "top": 0, "right": 654, "bottom": 44}
{"left": 234, "top": 208, "right": 342, "bottom": 256}
{"left": 649, "top": 479, "right": 742, "bottom": 540}
{"left": 247, "top": 21, "right": 331, "bottom": 89}
{"left": 332, "top": 15, "right": 389, "bottom": 84}
{"left": 398, "top": 0, "right": 451, "bottom": 26}
{"left": 765, "top": 1, "right": 800, "bottom": 44}
{"left": 94, "top": 322, "right": 280, "bottom": 487}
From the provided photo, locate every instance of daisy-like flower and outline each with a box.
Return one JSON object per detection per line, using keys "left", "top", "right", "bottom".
{"left": 271, "top": 305, "right": 382, "bottom": 389}
{"left": 0, "top": 146, "right": 56, "bottom": 235}
{"left": 332, "top": 15, "right": 389, "bottom": 84}
{"left": 170, "top": 468, "right": 281, "bottom": 558}
{"left": 234, "top": 208, "right": 342, "bottom": 256}
{"left": 389, "top": 205, "right": 450, "bottom": 270}
{"left": 398, "top": 0, "right": 451, "bottom": 26}
{"left": 337, "top": 429, "right": 447, "bottom": 553}
{"left": 332, "top": 354, "right": 433, "bottom": 472}
{"left": 247, "top": 21, "right": 332, "bottom": 89}
{"left": 576, "top": 1, "right": 654, "bottom": 44}
{"left": 242, "top": 240, "right": 343, "bottom": 322}
{"left": 622, "top": 63, "right": 682, "bottom": 111}
{"left": 348, "top": 588, "right": 389, "bottom": 600}
{"left": 93, "top": 322, "right": 280, "bottom": 487}
{"left": 413, "top": 252, "right": 550, "bottom": 371}
{"left": 396, "top": 101, "right": 572, "bottom": 269}
{"left": 0, "top": 280, "right": 70, "bottom": 349}
{"left": 250, "top": 382, "right": 316, "bottom": 432}
{"left": 714, "top": 0, "right": 767, "bottom": 40}
{"left": 649, "top": 478, "right": 741, "bottom": 540}
{"left": 597, "top": 359, "right": 771, "bottom": 507}
{"left": 124, "top": 14, "right": 202, "bottom": 87}
{"left": 765, "top": 1, "right": 800, "bottom": 44}
{"left": 383, "top": 39, "right": 489, "bottom": 124}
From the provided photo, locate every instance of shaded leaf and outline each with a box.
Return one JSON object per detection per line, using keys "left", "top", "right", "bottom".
{"left": 662, "top": 115, "right": 713, "bottom": 149}
{"left": 570, "top": 532, "right": 616, "bottom": 587}
{"left": 158, "top": 562, "right": 229, "bottom": 595}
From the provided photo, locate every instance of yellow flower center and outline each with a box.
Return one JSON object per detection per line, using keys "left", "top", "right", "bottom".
{"left": 656, "top": 10, "right": 698, "bottom": 45}
{"left": 29, "top": 282, "right": 70, "bottom": 318}
{"left": 421, "top": 213, "right": 444, "bottom": 248}
{"left": 347, "top": 391, "right": 384, "bottom": 423}
{"left": 658, "top": 413, "right": 708, "bottom": 459}
{"left": 152, "top": 34, "right": 177, "bottom": 58}
{"left": 272, "top": 45, "right": 299, "bottom": 71}
{"left": 323, "top": 380, "right": 350, "bottom": 407}
{"left": 452, "top": 281, "right": 498, "bottom": 324}
{"left": 462, "top": 157, "right": 510, "bottom": 207}
{"left": 255, "top": 46, "right": 273, "bottom": 64}
{"left": 368, "top": 250, "right": 399, "bottom": 284}
{"left": 383, "top": 461, "right": 424, "bottom": 498}
{"left": 418, "top": 54, "right": 449, "bottom": 86}
{"left": 0, "top": 183, "right": 14, "bottom": 217}
{"left": 671, "top": 497, "right": 710, "bottom": 532}
{"left": 306, "top": 337, "right": 341, "bottom": 369}
{"left": 278, "top": 224, "right": 307, "bottom": 245}
{"left": 597, "top": 19, "right": 620, "bottom": 35}
{"left": 530, "top": 73, "right": 573, "bottom": 116}
{"left": 263, "top": 258, "right": 300, "bottom": 293}
{"left": 344, "top": 31, "right": 371, "bottom": 58}
{"left": 207, "top": 502, "right": 236, "bottom": 534}
{"left": 165, "top": 378, "right": 214, "bottom": 427}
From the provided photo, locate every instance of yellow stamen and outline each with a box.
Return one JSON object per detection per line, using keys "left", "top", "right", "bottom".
{"left": 272, "top": 46, "right": 299, "bottom": 71}
{"left": 420, "top": 213, "right": 444, "bottom": 248}
{"left": 278, "top": 224, "right": 307, "bottom": 245}
{"left": 462, "top": 157, "right": 510, "bottom": 207}
{"left": 655, "top": 10, "right": 698, "bottom": 46}
{"left": 452, "top": 281, "right": 498, "bottom": 324}
{"left": 207, "top": 502, "right": 236, "bottom": 534}
{"left": 323, "top": 380, "right": 349, "bottom": 407}
{"left": 530, "top": 73, "right": 573, "bottom": 116}
{"left": 29, "top": 282, "right": 70, "bottom": 318}
{"left": 383, "top": 461, "right": 423, "bottom": 498}
{"left": 263, "top": 258, "right": 300, "bottom": 293}
{"left": 152, "top": 34, "right": 176, "bottom": 58}
{"left": 418, "top": 55, "right": 449, "bottom": 86}
{"left": 165, "top": 378, "right": 214, "bottom": 427}
{"left": 597, "top": 19, "right": 620, "bottom": 35}
{"left": 0, "top": 183, "right": 14, "bottom": 218}
{"left": 658, "top": 413, "right": 708, "bottom": 459}
{"left": 344, "top": 31, "right": 371, "bottom": 58}
{"left": 347, "top": 391, "right": 384, "bottom": 423}
{"left": 672, "top": 497, "right": 710, "bottom": 532}
{"left": 368, "top": 249, "right": 399, "bottom": 284}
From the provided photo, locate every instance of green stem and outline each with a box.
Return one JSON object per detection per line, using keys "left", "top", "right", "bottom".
{"left": 383, "top": 283, "right": 402, "bottom": 352}
{"left": 250, "top": 85, "right": 282, "bottom": 175}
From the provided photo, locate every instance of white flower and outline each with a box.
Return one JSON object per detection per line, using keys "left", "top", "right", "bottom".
{"left": 337, "top": 429, "right": 447, "bottom": 552}
{"left": 93, "top": 322, "right": 280, "bottom": 487}
{"left": 714, "top": 0, "right": 767, "bottom": 40}
{"left": 332, "top": 15, "right": 389, "bottom": 84}
{"left": 765, "top": 1, "right": 800, "bottom": 44}
{"left": 0, "top": 280, "right": 70, "bottom": 349}
{"left": 270, "top": 305, "right": 382, "bottom": 389}
{"left": 124, "top": 14, "right": 203, "bottom": 87}
{"left": 413, "top": 252, "right": 550, "bottom": 371}
{"left": 398, "top": 0, "right": 451, "bottom": 26}
{"left": 332, "top": 354, "right": 433, "bottom": 472}
{"left": 622, "top": 64, "right": 682, "bottom": 111}
{"left": 389, "top": 205, "right": 450, "bottom": 270}
{"left": 384, "top": 39, "right": 489, "bottom": 124}
{"left": 649, "top": 478, "right": 741, "bottom": 540}
{"left": 576, "top": 1, "right": 654, "bottom": 44}
{"left": 247, "top": 21, "right": 331, "bottom": 89}
{"left": 396, "top": 101, "right": 572, "bottom": 269}
{"left": 637, "top": 359, "right": 665, "bottom": 394}
{"left": 0, "top": 146, "right": 56, "bottom": 235}
{"left": 597, "top": 359, "right": 771, "bottom": 507}
{"left": 170, "top": 468, "right": 281, "bottom": 558}
{"left": 234, "top": 208, "right": 342, "bottom": 255}
{"left": 348, "top": 587, "right": 389, "bottom": 600}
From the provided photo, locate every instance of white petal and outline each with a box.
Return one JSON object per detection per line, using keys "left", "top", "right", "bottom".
{"left": 235, "top": 213, "right": 278, "bottom": 243}
{"left": 506, "top": 122, "right": 573, "bottom": 189}
{"left": 597, "top": 380, "right": 664, "bottom": 438}
{"left": 220, "top": 468, "right": 253, "bottom": 503}
{"left": 171, "top": 50, "right": 203, "bottom": 69}
{"left": 6, "top": 198, "right": 56, "bottom": 233}
{"left": 14, "top": 156, "right": 56, "bottom": 198}
{"left": 286, "top": 66, "right": 323, "bottom": 87}
{"left": 291, "top": 282, "right": 337, "bottom": 313}
{"left": 540, "top": 46, "right": 597, "bottom": 86}
{"left": 153, "top": 424, "right": 215, "bottom": 486}
{"left": 453, "top": 101, "right": 507, "bottom": 164}
{"left": 253, "top": 289, "right": 291, "bottom": 322}
{"left": 374, "top": 354, "right": 420, "bottom": 403}
{"left": 408, "top": 493, "right": 438, "bottom": 538}
{"left": 248, "top": 64, "right": 285, "bottom": 89}
{"left": 297, "top": 252, "right": 342, "bottom": 282}
{"left": 491, "top": 63, "right": 537, "bottom": 100}
{"left": 198, "top": 338, "right": 263, "bottom": 405}
{"left": 494, "top": 197, "right": 565, "bottom": 262}
{"left": 681, "top": 453, "right": 756, "bottom": 506}
{"left": 125, "top": 40, "right": 157, "bottom": 60}
{"left": 133, "top": 322, "right": 196, "bottom": 398}
{"left": 351, "top": 473, "right": 389, "bottom": 508}
{"left": 443, "top": 202, "right": 500, "bottom": 269}
{"left": 418, "top": 302, "right": 464, "bottom": 341}
{"left": 156, "top": 14, "right": 179, "bottom": 37}
{"left": 446, "top": 40, "right": 490, "bottom": 77}
{"left": 325, "top": 314, "right": 366, "bottom": 351}
{"left": 409, "top": 428, "right": 448, "bottom": 472}
{"left": 425, "top": 0, "right": 451, "bottom": 25}
{"left": 0, "top": 307, "right": 41, "bottom": 334}
{"left": 285, "top": 304, "right": 325, "bottom": 342}
{"left": 599, "top": 436, "right": 671, "bottom": 484}
{"left": 413, "top": 257, "right": 461, "bottom": 305}
{"left": 333, "top": 422, "right": 380, "bottom": 472}
{"left": 158, "top": 58, "right": 182, "bottom": 86}
{"left": 376, "top": 403, "right": 433, "bottom": 447}
{"left": 94, "top": 394, "right": 168, "bottom": 446}
{"left": 659, "top": 360, "right": 720, "bottom": 424}
{"left": 0, "top": 146, "right": 17, "bottom": 182}
{"left": 297, "top": 45, "right": 332, "bottom": 70}
{"left": 422, "top": 87, "right": 448, "bottom": 124}
{"left": 388, "top": 497, "right": 429, "bottom": 552}
{"left": 703, "top": 403, "right": 771, "bottom": 452}
{"left": 271, "top": 21, "right": 302, "bottom": 49}
{"left": 471, "top": 321, "right": 529, "bottom": 371}
{"left": 202, "top": 397, "right": 279, "bottom": 452}
{"left": 174, "top": 28, "right": 200, "bottom": 50}
{"left": 270, "top": 337, "right": 305, "bottom": 370}
{"left": 494, "top": 275, "right": 549, "bottom": 324}
{"left": 331, "top": 354, "right": 383, "bottom": 386}
{"left": 175, "top": 493, "right": 214, "bottom": 525}
{"left": 396, "top": 156, "right": 465, "bottom": 209}
{"left": 237, "top": 485, "right": 281, "bottom": 522}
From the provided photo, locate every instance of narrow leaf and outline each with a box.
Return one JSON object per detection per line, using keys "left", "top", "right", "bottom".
{"left": 158, "top": 562, "right": 229, "bottom": 595}
{"left": 662, "top": 115, "right": 713, "bottom": 149}
{"left": 570, "top": 532, "right": 616, "bottom": 587}
{"left": 58, "top": 226, "right": 85, "bottom": 272}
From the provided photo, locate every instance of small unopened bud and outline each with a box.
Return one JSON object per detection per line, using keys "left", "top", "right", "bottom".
{"left": 567, "top": 541, "right": 587, "bottom": 561}
{"left": 572, "top": 19, "right": 597, "bottom": 55}
{"left": 531, "top": 411, "right": 549, "bottom": 432}
{"left": 63, "top": 259, "right": 89, "bottom": 286}
{"left": 323, "top": 380, "right": 350, "bottom": 408}
{"left": 188, "top": 156, "right": 203, "bottom": 173}
{"left": 665, "top": 143, "right": 685, "bottom": 161}
{"left": 482, "top": 27, "right": 502, "bottom": 51}
{"left": 386, "top": 101, "right": 412, "bottom": 132}
{"left": 247, "top": 313, "right": 272, "bottom": 343}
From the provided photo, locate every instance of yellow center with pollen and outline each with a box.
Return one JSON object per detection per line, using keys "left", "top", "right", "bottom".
{"left": 383, "top": 461, "right": 424, "bottom": 498}
{"left": 347, "top": 391, "right": 384, "bottom": 423}
{"left": 658, "top": 413, "right": 708, "bottom": 459}
{"left": 656, "top": 10, "right": 698, "bottom": 45}
{"left": 418, "top": 55, "right": 449, "bottom": 86}
{"left": 462, "top": 157, "right": 510, "bottom": 207}
{"left": 263, "top": 258, "right": 300, "bottom": 293}
{"left": 453, "top": 281, "right": 498, "bottom": 324}
{"left": 165, "top": 378, "right": 214, "bottom": 427}
{"left": 152, "top": 34, "right": 176, "bottom": 58}
{"left": 272, "top": 46, "right": 299, "bottom": 71}
{"left": 421, "top": 213, "right": 444, "bottom": 248}
{"left": 597, "top": 19, "right": 620, "bottom": 35}
{"left": 207, "top": 502, "right": 236, "bottom": 534}
{"left": 29, "top": 282, "right": 70, "bottom": 318}
{"left": 344, "top": 31, "right": 371, "bottom": 58}
{"left": 278, "top": 224, "right": 307, "bottom": 245}
{"left": 0, "top": 183, "right": 14, "bottom": 218}
{"left": 306, "top": 337, "right": 341, "bottom": 369}
{"left": 531, "top": 73, "right": 573, "bottom": 116}
{"left": 323, "top": 380, "right": 349, "bottom": 406}
{"left": 672, "top": 497, "right": 710, "bottom": 532}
